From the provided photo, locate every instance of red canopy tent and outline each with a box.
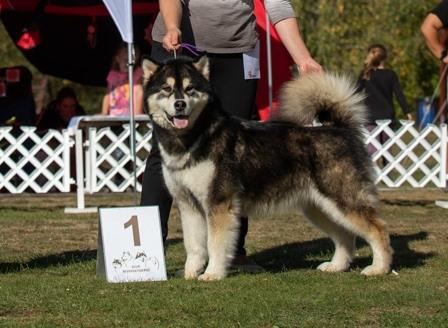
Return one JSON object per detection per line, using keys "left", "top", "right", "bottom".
{"left": 0, "top": 0, "right": 158, "bottom": 86}
{"left": 254, "top": 0, "right": 293, "bottom": 121}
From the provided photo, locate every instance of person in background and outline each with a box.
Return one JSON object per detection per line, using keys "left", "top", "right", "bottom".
{"left": 357, "top": 44, "right": 413, "bottom": 158}
{"left": 421, "top": 0, "right": 448, "bottom": 191}
{"left": 141, "top": 0, "right": 323, "bottom": 273}
{"left": 421, "top": 0, "right": 448, "bottom": 124}
{"left": 101, "top": 43, "right": 144, "bottom": 116}
{"left": 37, "top": 86, "right": 85, "bottom": 131}
{"left": 421, "top": 0, "right": 448, "bottom": 65}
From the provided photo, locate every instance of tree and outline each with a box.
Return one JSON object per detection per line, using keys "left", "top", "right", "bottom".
{"left": 0, "top": 22, "right": 103, "bottom": 114}
{"left": 294, "top": 0, "right": 441, "bottom": 112}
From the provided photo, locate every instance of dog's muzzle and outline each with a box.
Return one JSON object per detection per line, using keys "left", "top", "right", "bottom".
{"left": 171, "top": 99, "right": 189, "bottom": 129}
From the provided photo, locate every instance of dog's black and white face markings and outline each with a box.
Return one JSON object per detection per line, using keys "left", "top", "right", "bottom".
{"left": 142, "top": 56, "right": 211, "bottom": 132}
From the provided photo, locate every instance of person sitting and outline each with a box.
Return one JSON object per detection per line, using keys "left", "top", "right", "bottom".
{"left": 37, "top": 86, "right": 85, "bottom": 131}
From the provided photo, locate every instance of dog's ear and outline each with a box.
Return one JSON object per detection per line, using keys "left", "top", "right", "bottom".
{"left": 193, "top": 55, "right": 210, "bottom": 80}
{"left": 142, "top": 58, "right": 159, "bottom": 84}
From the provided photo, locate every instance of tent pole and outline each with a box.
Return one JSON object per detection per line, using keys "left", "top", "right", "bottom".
{"left": 128, "top": 42, "right": 138, "bottom": 204}
{"left": 265, "top": 9, "right": 273, "bottom": 112}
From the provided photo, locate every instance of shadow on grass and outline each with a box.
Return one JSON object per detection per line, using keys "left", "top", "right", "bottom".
{"left": 381, "top": 199, "right": 436, "bottom": 206}
{"left": 0, "top": 238, "right": 184, "bottom": 274}
{"left": 0, "top": 249, "right": 97, "bottom": 274}
{"left": 251, "top": 231, "right": 435, "bottom": 273}
{"left": 165, "top": 237, "right": 183, "bottom": 248}
{"left": 0, "top": 233, "right": 433, "bottom": 274}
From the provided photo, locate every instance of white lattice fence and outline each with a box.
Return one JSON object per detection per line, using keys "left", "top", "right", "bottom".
{"left": 1, "top": 121, "right": 446, "bottom": 197}
{"left": 365, "top": 120, "right": 447, "bottom": 188}
{"left": 0, "top": 127, "right": 72, "bottom": 193}
{"left": 86, "top": 123, "right": 152, "bottom": 193}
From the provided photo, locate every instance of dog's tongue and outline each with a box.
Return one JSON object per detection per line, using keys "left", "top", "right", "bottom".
{"left": 173, "top": 117, "right": 189, "bottom": 129}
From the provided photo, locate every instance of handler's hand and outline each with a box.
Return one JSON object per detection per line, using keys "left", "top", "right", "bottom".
{"left": 298, "top": 56, "right": 323, "bottom": 74}
{"left": 162, "top": 28, "right": 182, "bottom": 52}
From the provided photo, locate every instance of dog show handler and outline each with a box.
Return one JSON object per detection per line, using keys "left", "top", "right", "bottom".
{"left": 141, "top": 0, "right": 322, "bottom": 271}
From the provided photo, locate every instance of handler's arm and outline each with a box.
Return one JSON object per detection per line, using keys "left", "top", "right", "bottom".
{"left": 265, "top": 0, "right": 322, "bottom": 74}
{"left": 134, "top": 85, "right": 144, "bottom": 115}
{"left": 421, "top": 13, "right": 447, "bottom": 63}
{"left": 159, "top": 0, "right": 182, "bottom": 51}
{"left": 101, "top": 94, "right": 109, "bottom": 115}
{"left": 274, "top": 17, "right": 322, "bottom": 74}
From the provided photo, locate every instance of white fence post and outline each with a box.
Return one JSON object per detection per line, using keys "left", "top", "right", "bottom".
{"left": 440, "top": 124, "right": 447, "bottom": 187}
{"left": 65, "top": 129, "right": 97, "bottom": 214}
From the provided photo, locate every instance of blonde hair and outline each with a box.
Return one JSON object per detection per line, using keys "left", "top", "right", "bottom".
{"left": 362, "top": 44, "right": 387, "bottom": 80}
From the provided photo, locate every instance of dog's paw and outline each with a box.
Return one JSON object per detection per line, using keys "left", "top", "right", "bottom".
{"left": 184, "top": 258, "right": 206, "bottom": 280}
{"left": 197, "top": 272, "right": 224, "bottom": 281}
{"left": 361, "top": 265, "right": 389, "bottom": 276}
{"left": 317, "top": 261, "right": 349, "bottom": 273}
{"left": 184, "top": 270, "right": 200, "bottom": 280}
{"left": 184, "top": 265, "right": 205, "bottom": 280}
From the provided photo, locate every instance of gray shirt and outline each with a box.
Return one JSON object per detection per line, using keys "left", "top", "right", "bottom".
{"left": 152, "top": 0, "right": 296, "bottom": 54}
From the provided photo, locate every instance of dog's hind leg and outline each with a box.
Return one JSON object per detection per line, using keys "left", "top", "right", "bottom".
{"left": 309, "top": 196, "right": 392, "bottom": 275}
{"left": 178, "top": 201, "right": 208, "bottom": 280}
{"left": 198, "top": 202, "right": 240, "bottom": 281}
{"left": 303, "top": 205, "right": 355, "bottom": 272}
{"left": 343, "top": 211, "right": 393, "bottom": 276}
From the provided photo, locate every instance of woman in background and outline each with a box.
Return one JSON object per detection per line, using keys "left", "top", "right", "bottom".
{"left": 37, "top": 86, "right": 85, "bottom": 131}
{"left": 357, "top": 44, "right": 413, "bottom": 157}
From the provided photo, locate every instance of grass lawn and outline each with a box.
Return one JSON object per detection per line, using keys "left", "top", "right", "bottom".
{"left": 1, "top": 190, "right": 448, "bottom": 327}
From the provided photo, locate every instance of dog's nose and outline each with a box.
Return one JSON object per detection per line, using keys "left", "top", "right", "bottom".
{"left": 174, "top": 99, "right": 187, "bottom": 112}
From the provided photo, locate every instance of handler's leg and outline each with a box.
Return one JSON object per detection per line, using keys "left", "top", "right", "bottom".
{"left": 208, "top": 54, "right": 262, "bottom": 271}
{"left": 140, "top": 139, "right": 173, "bottom": 243}
{"left": 140, "top": 42, "right": 175, "bottom": 242}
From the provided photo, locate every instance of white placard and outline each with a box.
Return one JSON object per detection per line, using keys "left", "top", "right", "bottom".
{"left": 97, "top": 206, "right": 167, "bottom": 283}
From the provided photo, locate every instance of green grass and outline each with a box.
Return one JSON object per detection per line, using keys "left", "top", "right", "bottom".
{"left": 1, "top": 190, "right": 448, "bottom": 327}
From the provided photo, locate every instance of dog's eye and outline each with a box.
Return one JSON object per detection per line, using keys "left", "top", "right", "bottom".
{"left": 185, "top": 84, "right": 194, "bottom": 94}
{"left": 161, "top": 85, "right": 172, "bottom": 93}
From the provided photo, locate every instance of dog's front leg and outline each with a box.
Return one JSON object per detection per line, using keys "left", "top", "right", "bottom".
{"left": 199, "top": 203, "right": 240, "bottom": 281}
{"left": 178, "top": 201, "right": 208, "bottom": 280}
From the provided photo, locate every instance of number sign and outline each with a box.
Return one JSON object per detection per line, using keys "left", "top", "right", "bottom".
{"left": 97, "top": 206, "right": 167, "bottom": 283}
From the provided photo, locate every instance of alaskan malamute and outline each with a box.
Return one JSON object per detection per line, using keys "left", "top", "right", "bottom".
{"left": 142, "top": 56, "right": 392, "bottom": 281}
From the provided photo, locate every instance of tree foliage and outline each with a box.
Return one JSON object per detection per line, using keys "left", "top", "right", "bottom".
{"left": 0, "top": 23, "right": 104, "bottom": 114}
{"left": 293, "top": 0, "right": 441, "bottom": 111}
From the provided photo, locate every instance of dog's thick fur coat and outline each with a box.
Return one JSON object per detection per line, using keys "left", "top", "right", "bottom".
{"left": 142, "top": 57, "right": 393, "bottom": 281}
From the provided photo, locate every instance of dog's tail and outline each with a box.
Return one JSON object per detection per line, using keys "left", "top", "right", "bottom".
{"left": 275, "top": 72, "right": 366, "bottom": 135}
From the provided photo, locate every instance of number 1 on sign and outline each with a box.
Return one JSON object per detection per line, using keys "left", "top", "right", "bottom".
{"left": 124, "top": 215, "right": 141, "bottom": 246}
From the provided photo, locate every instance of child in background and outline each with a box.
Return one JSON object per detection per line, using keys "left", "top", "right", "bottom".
{"left": 357, "top": 44, "right": 413, "bottom": 159}
{"left": 101, "top": 43, "right": 143, "bottom": 116}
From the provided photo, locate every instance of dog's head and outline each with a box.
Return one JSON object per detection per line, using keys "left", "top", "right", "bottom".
{"left": 142, "top": 56, "right": 211, "bottom": 132}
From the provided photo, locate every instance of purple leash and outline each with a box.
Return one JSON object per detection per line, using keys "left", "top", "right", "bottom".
{"left": 180, "top": 42, "right": 204, "bottom": 57}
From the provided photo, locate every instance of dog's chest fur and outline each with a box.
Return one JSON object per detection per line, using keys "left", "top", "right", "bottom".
{"left": 159, "top": 144, "right": 216, "bottom": 209}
